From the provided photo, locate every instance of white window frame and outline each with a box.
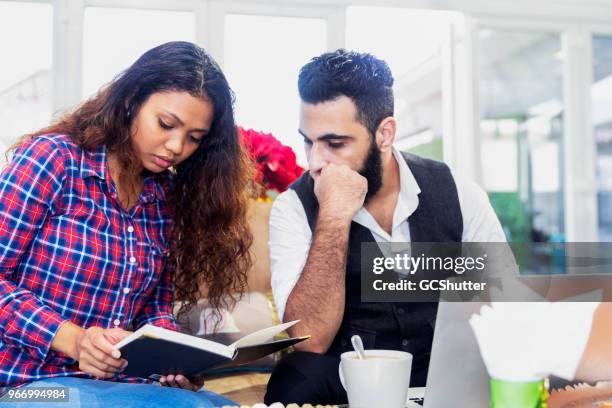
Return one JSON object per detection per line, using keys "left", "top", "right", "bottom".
{"left": 61, "top": 0, "right": 205, "bottom": 112}
{"left": 207, "top": 0, "right": 345, "bottom": 68}
{"left": 4, "top": 0, "right": 343, "bottom": 113}
{"left": 464, "top": 15, "right": 610, "bottom": 241}
{"left": 589, "top": 24, "right": 612, "bottom": 241}
{"left": 0, "top": 0, "right": 205, "bottom": 114}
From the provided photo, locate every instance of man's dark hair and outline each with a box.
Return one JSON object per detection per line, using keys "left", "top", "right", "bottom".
{"left": 298, "top": 49, "right": 394, "bottom": 137}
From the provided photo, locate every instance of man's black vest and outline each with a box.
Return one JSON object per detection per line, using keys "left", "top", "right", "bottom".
{"left": 289, "top": 152, "right": 463, "bottom": 386}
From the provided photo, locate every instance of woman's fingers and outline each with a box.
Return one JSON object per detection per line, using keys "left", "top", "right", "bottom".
{"left": 78, "top": 355, "right": 116, "bottom": 379}
{"left": 86, "top": 344, "right": 126, "bottom": 371}
{"left": 167, "top": 374, "right": 177, "bottom": 387}
{"left": 88, "top": 334, "right": 126, "bottom": 371}
{"left": 160, "top": 374, "right": 202, "bottom": 391}
{"left": 91, "top": 331, "right": 121, "bottom": 359}
{"left": 104, "top": 328, "right": 132, "bottom": 345}
{"left": 76, "top": 327, "right": 128, "bottom": 378}
{"left": 188, "top": 375, "right": 205, "bottom": 389}
{"left": 175, "top": 375, "right": 196, "bottom": 390}
{"left": 83, "top": 353, "right": 125, "bottom": 374}
{"left": 160, "top": 374, "right": 177, "bottom": 387}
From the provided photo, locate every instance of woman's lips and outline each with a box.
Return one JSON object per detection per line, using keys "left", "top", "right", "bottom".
{"left": 152, "top": 155, "right": 174, "bottom": 169}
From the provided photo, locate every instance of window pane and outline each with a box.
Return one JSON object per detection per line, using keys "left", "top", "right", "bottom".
{"left": 593, "top": 35, "right": 612, "bottom": 241}
{"left": 0, "top": 2, "right": 52, "bottom": 151}
{"left": 346, "top": 6, "right": 461, "bottom": 161}
{"left": 83, "top": 7, "right": 195, "bottom": 98}
{"left": 224, "top": 14, "right": 326, "bottom": 166}
{"left": 479, "top": 29, "right": 564, "bottom": 242}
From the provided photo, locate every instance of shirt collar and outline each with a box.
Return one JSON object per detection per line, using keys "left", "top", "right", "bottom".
{"left": 80, "top": 144, "right": 170, "bottom": 202}
{"left": 392, "top": 146, "right": 421, "bottom": 224}
{"left": 352, "top": 147, "right": 421, "bottom": 233}
{"left": 147, "top": 172, "right": 172, "bottom": 202}
{"left": 80, "top": 144, "right": 107, "bottom": 180}
{"left": 131, "top": 172, "right": 172, "bottom": 204}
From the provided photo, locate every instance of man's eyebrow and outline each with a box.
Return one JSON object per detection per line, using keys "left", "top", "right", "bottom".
{"left": 319, "top": 134, "right": 352, "bottom": 141}
{"left": 298, "top": 129, "right": 352, "bottom": 141}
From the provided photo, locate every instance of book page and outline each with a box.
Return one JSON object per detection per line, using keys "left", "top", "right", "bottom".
{"left": 232, "top": 320, "right": 300, "bottom": 349}
{"left": 116, "top": 324, "right": 234, "bottom": 359}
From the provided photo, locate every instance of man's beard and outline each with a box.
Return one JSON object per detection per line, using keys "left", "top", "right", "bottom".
{"left": 359, "top": 139, "right": 383, "bottom": 204}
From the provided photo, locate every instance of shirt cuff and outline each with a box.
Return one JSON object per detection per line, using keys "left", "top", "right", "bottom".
{"left": 5, "top": 300, "right": 67, "bottom": 361}
{"left": 135, "top": 315, "right": 180, "bottom": 332}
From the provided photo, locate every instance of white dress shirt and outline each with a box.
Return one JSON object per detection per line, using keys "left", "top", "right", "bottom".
{"left": 269, "top": 148, "right": 507, "bottom": 320}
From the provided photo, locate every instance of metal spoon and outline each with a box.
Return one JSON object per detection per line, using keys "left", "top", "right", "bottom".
{"left": 351, "top": 335, "right": 366, "bottom": 360}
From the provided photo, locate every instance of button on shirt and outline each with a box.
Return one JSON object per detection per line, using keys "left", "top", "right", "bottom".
{"left": 0, "top": 134, "right": 179, "bottom": 386}
{"left": 270, "top": 148, "right": 507, "bottom": 321}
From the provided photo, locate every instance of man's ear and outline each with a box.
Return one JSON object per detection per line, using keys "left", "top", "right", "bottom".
{"left": 376, "top": 117, "right": 397, "bottom": 152}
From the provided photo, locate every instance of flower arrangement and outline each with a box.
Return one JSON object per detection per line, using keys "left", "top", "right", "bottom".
{"left": 239, "top": 127, "right": 304, "bottom": 199}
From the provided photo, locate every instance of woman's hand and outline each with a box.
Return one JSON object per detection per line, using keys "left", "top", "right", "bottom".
{"left": 159, "top": 374, "right": 205, "bottom": 391}
{"left": 74, "top": 326, "right": 131, "bottom": 379}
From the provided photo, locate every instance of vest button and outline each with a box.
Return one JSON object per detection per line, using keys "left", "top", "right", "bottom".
{"left": 397, "top": 307, "right": 405, "bottom": 315}
{"left": 341, "top": 339, "right": 347, "bottom": 347}
{"left": 401, "top": 339, "right": 409, "bottom": 347}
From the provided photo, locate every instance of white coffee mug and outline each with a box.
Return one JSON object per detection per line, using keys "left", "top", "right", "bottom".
{"left": 338, "top": 349, "right": 412, "bottom": 408}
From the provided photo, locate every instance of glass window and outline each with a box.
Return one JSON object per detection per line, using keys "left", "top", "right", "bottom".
{"left": 346, "top": 6, "right": 462, "bottom": 160}
{"left": 479, "top": 29, "right": 564, "bottom": 242}
{"left": 82, "top": 7, "right": 195, "bottom": 98}
{"left": 0, "top": 1, "right": 52, "bottom": 152}
{"left": 223, "top": 14, "right": 326, "bottom": 166}
{"left": 593, "top": 35, "right": 612, "bottom": 241}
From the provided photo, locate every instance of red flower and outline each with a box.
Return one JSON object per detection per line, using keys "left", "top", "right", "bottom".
{"left": 239, "top": 127, "right": 304, "bottom": 196}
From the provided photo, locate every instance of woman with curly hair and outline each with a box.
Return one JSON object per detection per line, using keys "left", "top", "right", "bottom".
{"left": 0, "top": 41, "right": 252, "bottom": 407}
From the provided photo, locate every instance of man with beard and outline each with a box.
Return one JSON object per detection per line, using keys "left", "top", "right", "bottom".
{"left": 264, "top": 49, "right": 506, "bottom": 405}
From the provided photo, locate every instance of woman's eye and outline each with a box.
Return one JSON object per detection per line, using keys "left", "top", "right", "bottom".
{"left": 190, "top": 135, "right": 203, "bottom": 144}
{"left": 159, "top": 119, "right": 173, "bottom": 130}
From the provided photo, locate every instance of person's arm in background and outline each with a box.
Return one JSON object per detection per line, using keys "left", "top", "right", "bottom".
{"left": 574, "top": 302, "right": 612, "bottom": 382}
{"left": 271, "top": 164, "right": 366, "bottom": 354}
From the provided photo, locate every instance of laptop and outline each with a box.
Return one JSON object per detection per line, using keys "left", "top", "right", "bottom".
{"left": 424, "top": 301, "right": 490, "bottom": 407}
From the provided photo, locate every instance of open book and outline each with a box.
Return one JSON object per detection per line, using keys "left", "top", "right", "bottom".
{"left": 115, "top": 320, "right": 308, "bottom": 380}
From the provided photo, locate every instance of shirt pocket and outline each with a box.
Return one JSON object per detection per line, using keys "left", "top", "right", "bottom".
{"left": 136, "top": 238, "right": 171, "bottom": 292}
{"left": 132, "top": 217, "right": 172, "bottom": 295}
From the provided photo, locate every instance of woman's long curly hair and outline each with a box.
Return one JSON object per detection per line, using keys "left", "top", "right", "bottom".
{"left": 12, "top": 41, "right": 253, "bottom": 321}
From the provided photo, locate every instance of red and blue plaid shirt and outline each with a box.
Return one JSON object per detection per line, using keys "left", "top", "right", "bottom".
{"left": 0, "top": 134, "right": 180, "bottom": 386}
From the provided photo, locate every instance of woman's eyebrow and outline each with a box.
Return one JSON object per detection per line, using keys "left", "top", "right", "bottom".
{"left": 162, "top": 110, "right": 185, "bottom": 126}
{"left": 162, "top": 110, "right": 208, "bottom": 132}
